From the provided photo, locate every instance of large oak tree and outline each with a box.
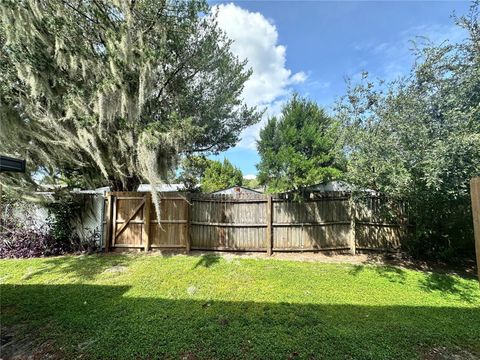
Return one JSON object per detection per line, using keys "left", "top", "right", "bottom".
{"left": 0, "top": 0, "right": 260, "bottom": 202}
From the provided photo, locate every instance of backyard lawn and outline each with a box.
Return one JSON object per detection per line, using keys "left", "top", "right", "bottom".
{"left": 0, "top": 253, "right": 479, "bottom": 359}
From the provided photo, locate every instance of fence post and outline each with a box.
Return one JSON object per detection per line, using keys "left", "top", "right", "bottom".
{"left": 266, "top": 195, "right": 273, "bottom": 255}
{"left": 186, "top": 193, "right": 191, "bottom": 254}
{"left": 470, "top": 177, "right": 480, "bottom": 283}
{"left": 104, "top": 192, "right": 113, "bottom": 253}
{"left": 0, "top": 184, "right": 2, "bottom": 225}
{"left": 349, "top": 193, "right": 356, "bottom": 255}
{"left": 143, "top": 192, "right": 152, "bottom": 252}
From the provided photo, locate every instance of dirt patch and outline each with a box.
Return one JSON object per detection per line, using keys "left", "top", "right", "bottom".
{"left": 0, "top": 325, "right": 65, "bottom": 360}
{"left": 422, "top": 346, "right": 479, "bottom": 360}
{"left": 1, "top": 325, "right": 34, "bottom": 359}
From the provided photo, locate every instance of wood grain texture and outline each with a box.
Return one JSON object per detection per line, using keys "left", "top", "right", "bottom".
{"left": 470, "top": 178, "right": 480, "bottom": 283}
{"left": 105, "top": 192, "right": 410, "bottom": 253}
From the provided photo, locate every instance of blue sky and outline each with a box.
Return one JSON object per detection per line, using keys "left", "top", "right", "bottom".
{"left": 208, "top": 1, "right": 470, "bottom": 176}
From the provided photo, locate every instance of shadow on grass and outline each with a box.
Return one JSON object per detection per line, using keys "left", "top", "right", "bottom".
{"left": 420, "top": 272, "right": 480, "bottom": 304}
{"left": 21, "top": 254, "right": 133, "bottom": 282}
{"left": 349, "top": 265, "right": 407, "bottom": 284}
{"left": 1, "top": 284, "right": 479, "bottom": 359}
{"left": 193, "top": 254, "right": 222, "bottom": 269}
{"left": 349, "top": 264, "right": 479, "bottom": 303}
{"left": 360, "top": 252, "right": 478, "bottom": 280}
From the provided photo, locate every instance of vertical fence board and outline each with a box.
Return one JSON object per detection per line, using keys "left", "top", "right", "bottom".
{"left": 266, "top": 195, "right": 273, "bottom": 255}
{"left": 186, "top": 194, "right": 191, "bottom": 253}
{"left": 104, "top": 193, "right": 113, "bottom": 252}
{"left": 470, "top": 177, "right": 480, "bottom": 283}
{"left": 349, "top": 195, "right": 356, "bottom": 255}
{"left": 143, "top": 193, "right": 151, "bottom": 251}
{"left": 111, "top": 195, "right": 117, "bottom": 247}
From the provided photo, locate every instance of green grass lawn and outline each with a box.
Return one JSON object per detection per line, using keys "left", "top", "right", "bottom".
{"left": 1, "top": 253, "right": 479, "bottom": 359}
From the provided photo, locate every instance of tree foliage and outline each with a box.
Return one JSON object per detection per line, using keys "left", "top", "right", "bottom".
{"left": 256, "top": 94, "right": 345, "bottom": 193}
{"left": 176, "top": 155, "right": 212, "bottom": 191}
{"left": 336, "top": 2, "right": 480, "bottom": 259}
{"left": 201, "top": 158, "right": 242, "bottom": 193}
{"left": 243, "top": 177, "right": 260, "bottom": 190}
{"left": 0, "top": 0, "right": 260, "bottom": 206}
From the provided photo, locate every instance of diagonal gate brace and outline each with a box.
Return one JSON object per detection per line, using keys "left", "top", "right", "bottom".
{"left": 115, "top": 198, "right": 146, "bottom": 240}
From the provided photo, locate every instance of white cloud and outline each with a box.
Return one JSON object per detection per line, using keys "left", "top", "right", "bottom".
{"left": 243, "top": 174, "right": 256, "bottom": 180}
{"left": 214, "top": 3, "right": 306, "bottom": 149}
{"left": 290, "top": 71, "right": 308, "bottom": 84}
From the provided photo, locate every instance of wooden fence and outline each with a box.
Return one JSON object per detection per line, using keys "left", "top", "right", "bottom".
{"left": 470, "top": 177, "right": 480, "bottom": 282}
{"left": 103, "top": 191, "right": 411, "bottom": 253}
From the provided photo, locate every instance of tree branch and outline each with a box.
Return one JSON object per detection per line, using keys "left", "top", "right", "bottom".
{"left": 92, "top": 0, "right": 118, "bottom": 31}
{"left": 61, "top": 0, "right": 107, "bottom": 31}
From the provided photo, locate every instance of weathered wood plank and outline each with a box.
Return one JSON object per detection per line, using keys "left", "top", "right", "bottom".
{"left": 190, "top": 246, "right": 266, "bottom": 252}
{"left": 150, "top": 220, "right": 188, "bottom": 224}
{"left": 273, "top": 246, "right": 351, "bottom": 251}
{"left": 111, "top": 194, "right": 117, "bottom": 247}
{"left": 191, "top": 222, "right": 267, "bottom": 227}
{"left": 272, "top": 221, "right": 351, "bottom": 226}
{"left": 190, "top": 198, "right": 268, "bottom": 203}
{"left": 143, "top": 193, "right": 152, "bottom": 251}
{"left": 150, "top": 244, "right": 186, "bottom": 248}
{"left": 186, "top": 194, "right": 191, "bottom": 253}
{"left": 104, "top": 193, "right": 113, "bottom": 252}
{"left": 470, "top": 177, "right": 480, "bottom": 283}
{"left": 115, "top": 198, "right": 145, "bottom": 240}
{"left": 349, "top": 194, "right": 356, "bottom": 255}
{"left": 266, "top": 195, "right": 273, "bottom": 255}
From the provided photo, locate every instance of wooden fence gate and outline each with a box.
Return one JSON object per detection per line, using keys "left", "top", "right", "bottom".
{"left": 104, "top": 192, "right": 189, "bottom": 251}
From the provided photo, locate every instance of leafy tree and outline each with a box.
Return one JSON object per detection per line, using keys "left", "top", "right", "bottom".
{"left": 176, "top": 155, "right": 213, "bottom": 191}
{"left": 336, "top": 3, "right": 480, "bottom": 260}
{"left": 257, "top": 94, "right": 345, "bottom": 193}
{"left": 0, "top": 0, "right": 260, "bottom": 205}
{"left": 201, "top": 158, "right": 242, "bottom": 193}
{"left": 243, "top": 177, "right": 260, "bottom": 189}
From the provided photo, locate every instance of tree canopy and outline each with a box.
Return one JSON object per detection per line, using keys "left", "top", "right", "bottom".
{"left": 256, "top": 94, "right": 344, "bottom": 193}
{"left": 177, "top": 156, "right": 244, "bottom": 192}
{"left": 335, "top": 2, "right": 480, "bottom": 259}
{"left": 176, "top": 155, "right": 211, "bottom": 191}
{"left": 0, "top": 0, "right": 260, "bottom": 202}
{"left": 201, "top": 158, "right": 243, "bottom": 193}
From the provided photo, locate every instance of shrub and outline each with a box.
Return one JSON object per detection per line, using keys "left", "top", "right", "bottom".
{"left": 0, "top": 217, "right": 54, "bottom": 258}
{"left": 0, "top": 198, "right": 100, "bottom": 259}
{"left": 46, "top": 195, "right": 101, "bottom": 254}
